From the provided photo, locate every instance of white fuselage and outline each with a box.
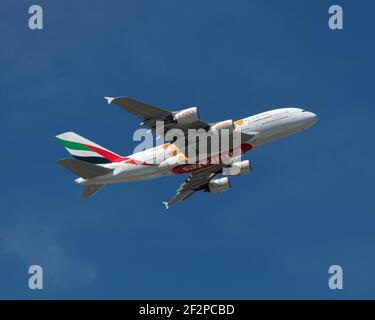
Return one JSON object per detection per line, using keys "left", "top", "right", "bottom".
{"left": 76, "top": 108, "right": 317, "bottom": 186}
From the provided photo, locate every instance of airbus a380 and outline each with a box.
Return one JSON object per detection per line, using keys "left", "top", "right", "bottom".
{"left": 57, "top": 97, "right": 317, "bottom": 208}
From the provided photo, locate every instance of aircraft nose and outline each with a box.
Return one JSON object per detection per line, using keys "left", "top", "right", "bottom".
{"left": 304, "top": 111, "right": 318, "bottom": 126}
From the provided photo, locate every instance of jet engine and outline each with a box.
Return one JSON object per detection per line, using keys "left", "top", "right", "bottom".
{"left": 209, "top": 119, "right": 234, "bottom": 133}
{"left": 222, "top": 160, "right": 252, "bottom": 176}
{"left": 208, "top": 177, "right": 231, "bottom": 193}
{"left": 174, "top": 107, "right": 199, "bottom": 125}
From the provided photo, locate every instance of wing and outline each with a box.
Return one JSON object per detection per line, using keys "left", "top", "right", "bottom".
{"left": 163, "top": 164, "right": 223, "bottom": 209}
{"left": 105, "top": 96, "right": 210, "bottom": 134}
{"left": 105, "top": 96, "right": 171, "bottom": 121}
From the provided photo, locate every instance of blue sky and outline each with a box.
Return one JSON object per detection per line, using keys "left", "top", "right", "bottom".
{"left": 1, "top": 0, "right": 374, "bottom": 299}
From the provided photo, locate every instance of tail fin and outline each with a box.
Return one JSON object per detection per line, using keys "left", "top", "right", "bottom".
{"left": 57, "top": 159, "right": 112, "bottom": 179}
{"left": 56, "top": 132, "right": 124, "bottom": 164}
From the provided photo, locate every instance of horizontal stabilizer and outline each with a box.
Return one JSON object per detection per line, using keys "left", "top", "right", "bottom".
{"left": 57, "top": 159, "right": 112, "bottom": 179}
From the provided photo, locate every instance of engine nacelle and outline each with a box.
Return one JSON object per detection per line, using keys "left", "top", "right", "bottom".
{"left": 174, "top": 107, "right": 199, "bottom": 125}
{"left": 208, "top": 177, "right": 231, "bottom": 193}
{"left": 209, "top": 119, "right": 234, "bottom": 133}
{"left": 222, "top": 160, "right": 252, "bottom": 176}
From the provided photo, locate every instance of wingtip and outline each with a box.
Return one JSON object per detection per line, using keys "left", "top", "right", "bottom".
{"left": 162, "top": 201, "right": 169, "bottom": 210}
{"left": 104, "top": 97, "right": 115, "bottom": 104}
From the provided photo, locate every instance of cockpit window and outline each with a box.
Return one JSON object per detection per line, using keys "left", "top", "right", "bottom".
{"left": 302, "top": 109, "right": 306, "bottom": 112}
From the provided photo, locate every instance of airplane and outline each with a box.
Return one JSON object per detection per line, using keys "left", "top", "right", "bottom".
{"left": 56, "top": 97, "right": 317, "bottom": 208}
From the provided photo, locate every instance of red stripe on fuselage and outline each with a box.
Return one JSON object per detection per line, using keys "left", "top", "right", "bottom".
{"left": 84, "top": 144, "right": 154, "bottom": 166}
{"left": 123, "top": 158, "right": 154, "bottom": 166}
{"left": 84, "top": 144, "right": 126, "bottom": 162}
